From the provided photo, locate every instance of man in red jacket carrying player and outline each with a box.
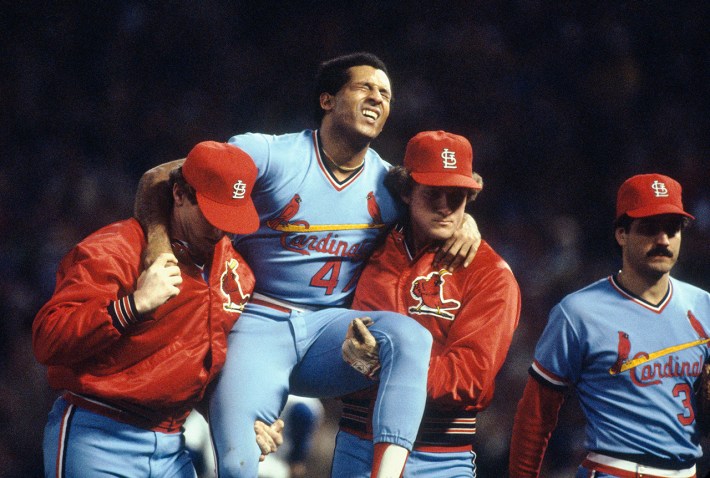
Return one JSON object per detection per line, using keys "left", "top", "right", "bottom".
{"left": 334, "top": 130, "right": 521, "bottom": 477}
{"left": 33, "top": 141, "right": 283, "bottom": 478}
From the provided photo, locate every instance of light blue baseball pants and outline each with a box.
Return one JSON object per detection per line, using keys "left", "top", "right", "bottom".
{"left": 208, "top": 303, "right": 433, "bottom": 477}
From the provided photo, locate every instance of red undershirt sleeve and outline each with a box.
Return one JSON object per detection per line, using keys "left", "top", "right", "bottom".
{"left": 508, "top": 376, "right": 566, "bottom": 477}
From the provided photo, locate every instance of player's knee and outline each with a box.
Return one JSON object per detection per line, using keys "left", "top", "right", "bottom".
{"left": 402, "top": 319, "right": 432, "bottom": 351}
{"left": 218, "top": 449, "right": 258, "bottom": 478}
{"left": 375, "top": 314, "right": 433, "bottom": 356}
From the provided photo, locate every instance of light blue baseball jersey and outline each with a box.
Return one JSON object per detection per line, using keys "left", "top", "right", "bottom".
{"left": 531, "top": 275, "right": 710, "bottom": 464}
{"left": 228, "top": 130, "right": 402, "bottom": 307}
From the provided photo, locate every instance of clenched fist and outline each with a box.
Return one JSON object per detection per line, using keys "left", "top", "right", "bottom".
{"left": 133, "top": 253, "right": 182, "bottom": 314}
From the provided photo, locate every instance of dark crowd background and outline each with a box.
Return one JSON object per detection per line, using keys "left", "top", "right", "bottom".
{"left": 1, "top": 1, "right": 708, "bottom": 476}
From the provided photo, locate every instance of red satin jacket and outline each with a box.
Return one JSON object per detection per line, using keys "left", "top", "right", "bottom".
{"left": 341, "top": 226, "right": 521, "bottom": 450}
{"left": 33, "top": 218, "right": 254, "bottom": 432}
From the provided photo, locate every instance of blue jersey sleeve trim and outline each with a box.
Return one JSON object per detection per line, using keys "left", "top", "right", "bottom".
{"left": 529, "top": 365, "right": 569, "bottom": 392}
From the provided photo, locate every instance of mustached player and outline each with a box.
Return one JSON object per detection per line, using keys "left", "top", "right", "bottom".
{"left": 509, "top": 173, "right": 710, "bottom": 477}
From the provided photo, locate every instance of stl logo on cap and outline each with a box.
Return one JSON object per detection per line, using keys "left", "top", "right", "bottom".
{"left": 182, "top": 141, "right": 260, "bottom": 234}
{"left": 441, "top": 148, "right": 457, "bottom": 169}
{"left": 651, "top": 180, "right": 669, "bottom": 198}
{"left": 233, "top": 180, "right": 248, "bottom": 199}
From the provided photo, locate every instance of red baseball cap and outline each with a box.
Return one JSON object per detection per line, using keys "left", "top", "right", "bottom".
{"left": 404, "top": 131, "right": 482, "bottom": 190}
{"left": 616, "top": 173, "right": 694, "bottom": 220}
{"left": 182, "top": 141, "right": 260, "bottom": 234}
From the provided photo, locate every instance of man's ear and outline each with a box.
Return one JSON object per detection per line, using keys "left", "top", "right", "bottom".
{"left": 615, "top": 227, "right": 626, "bottom": 247}
{"left": 319, "top": 92, "right": 334, "bottom": 112}
{"left": 172, "top": 183, "right": 185, "bottom": 206}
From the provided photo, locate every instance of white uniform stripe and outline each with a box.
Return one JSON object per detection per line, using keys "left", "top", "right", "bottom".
{"left": 56, "top": 403, "right": 75, "bottom": 478}
{"left": 531, "top": 361, "right": 568, "bottom": 387}
{"left": 585, "top": 452, "right": 696, "bottom": 477}
{"left": 112, "top": 301, "right": 128, "bottom": 329}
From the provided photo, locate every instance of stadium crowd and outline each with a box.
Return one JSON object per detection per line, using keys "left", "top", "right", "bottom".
{"left": 1, "top": 2, "right": 707, "bottom": 476}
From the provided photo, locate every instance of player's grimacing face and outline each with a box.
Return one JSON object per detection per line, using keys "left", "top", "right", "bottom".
{"left": 403, "top": 184, "right": 468, "bottom": 251}
{"left": 325, "top": 65, "right": 391, "bottom": 140}
{"left": 616, "top": 214, "right": 683, "bottom": 278}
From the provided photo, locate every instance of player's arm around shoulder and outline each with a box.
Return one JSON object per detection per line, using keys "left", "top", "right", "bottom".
{"left": 434, "top": 213, "right": 481, "bottom": 271}
{"left": 134, "top": 158, "right": 185, "bottom": 267}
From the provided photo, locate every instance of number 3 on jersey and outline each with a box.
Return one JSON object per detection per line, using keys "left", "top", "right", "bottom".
{"left": 673, "top": 383, "right": 695, "bottom": 426}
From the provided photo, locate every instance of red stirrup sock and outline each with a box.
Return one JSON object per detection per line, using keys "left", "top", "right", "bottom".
{"left": 370, "top": 442, "right": 409, "bottom": 478}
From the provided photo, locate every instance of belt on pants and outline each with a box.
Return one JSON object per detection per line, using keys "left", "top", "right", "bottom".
{"left": 249, "top": 292, "right": 321, "bottom": 314}
{"left": 62, "top": 392, "right": 186, "bottom": 433}
{"left": 581, "top": 452, "right": 696, "bottom": 478}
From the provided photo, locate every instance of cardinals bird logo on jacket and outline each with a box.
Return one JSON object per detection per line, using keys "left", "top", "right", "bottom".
{"left": 408, "top": 270, "right": 461, "bottom": 320}
{"left": 220, "top": 258, "right": 250, "bottom": 312}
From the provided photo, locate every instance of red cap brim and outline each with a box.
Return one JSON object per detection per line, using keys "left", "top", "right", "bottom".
{"left": 196, "top": 192, "right": 260, "bottom": 234}
{"left": 625, "top": 203, "right": 695, "bottom": 220}
{"left": 410, "top": 171, "right": 482, "bottom": 190}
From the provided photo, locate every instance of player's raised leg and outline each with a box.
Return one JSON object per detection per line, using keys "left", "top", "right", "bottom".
{"left": 290, "top": 308, "right": 432, "bottom": 478}
{"left": 208, "top": 307, "right": 295, "bottom": 478}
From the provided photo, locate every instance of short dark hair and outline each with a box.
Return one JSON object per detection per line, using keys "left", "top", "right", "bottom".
{"left": 169, "top": 166, "right": 197, "bottom": 205}
{"left": 383, "top": 165, "right": 414, "bottom": 199}
{"left": 614, "top": 213, "right": 691, "bottom": 233}
{"left": 313, "top": 52, "right": 389, "bottom": 124}
{"left": 614, "top": 214, "right": 634, "bottom": 233}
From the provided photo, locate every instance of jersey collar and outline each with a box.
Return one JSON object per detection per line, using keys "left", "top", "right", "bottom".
{"left": 609, "top": 274, "right": 673, "bottom": 313}
{"left": 313, "top": 130, "right": 365, "bottom": 191}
